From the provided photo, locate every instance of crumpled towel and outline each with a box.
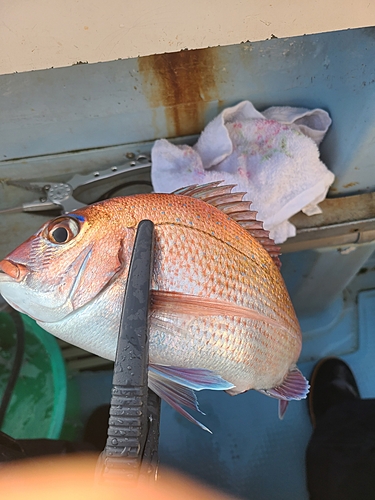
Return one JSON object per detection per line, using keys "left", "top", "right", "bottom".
{"left": 151, "top": 100, "right": 334, "bottom": 244}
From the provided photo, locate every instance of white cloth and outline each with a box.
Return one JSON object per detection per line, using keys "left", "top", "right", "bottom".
{"left": 151, "top": 100, "right": 334, "bottom": 243}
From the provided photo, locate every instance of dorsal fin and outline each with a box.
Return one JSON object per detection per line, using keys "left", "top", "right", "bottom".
{"left": 172, "top": 182, "right": 281, "bottom": 268}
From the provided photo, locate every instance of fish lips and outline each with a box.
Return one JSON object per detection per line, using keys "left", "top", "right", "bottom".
{"left": 0, "top": 260, "right": 29, "bottom": 281}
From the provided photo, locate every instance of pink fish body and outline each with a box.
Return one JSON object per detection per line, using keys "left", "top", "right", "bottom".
{"left": 0, "top": 183, "right": 308, "bottom": 430}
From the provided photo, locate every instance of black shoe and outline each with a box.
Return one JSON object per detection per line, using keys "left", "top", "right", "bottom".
{"left": 308, "top": 357, "right": 360, "bottom": 428}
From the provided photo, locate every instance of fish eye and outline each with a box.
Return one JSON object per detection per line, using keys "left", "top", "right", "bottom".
{"left": 46, "top": 217, "right": 80, "bottom": 245}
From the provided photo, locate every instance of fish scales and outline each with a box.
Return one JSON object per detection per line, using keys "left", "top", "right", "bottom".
{"left": 153, "top": 223, "right": 299, "bottom": 333}
{"left": 150, "top": 316, "right": 299, "bottom": 391}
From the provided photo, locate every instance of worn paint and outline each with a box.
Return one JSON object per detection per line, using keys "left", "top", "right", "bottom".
{"left": 138, "top": 47, "right": 222, "bottom": 138}
{"left": 289, "top": 192, "right": 375, "bottom": 229}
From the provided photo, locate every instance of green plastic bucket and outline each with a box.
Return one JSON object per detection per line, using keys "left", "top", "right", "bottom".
{"left": 0, "top": 311, "right": 67, "bottom": 439}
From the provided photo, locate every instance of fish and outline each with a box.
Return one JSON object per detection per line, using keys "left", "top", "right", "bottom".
{"left": 0, "top": 182, "right": 308, "bottom": 432}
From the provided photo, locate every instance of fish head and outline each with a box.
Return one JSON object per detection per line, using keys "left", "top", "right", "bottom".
{"left": 0, "top": 206, "right": 134, "bottom": 324}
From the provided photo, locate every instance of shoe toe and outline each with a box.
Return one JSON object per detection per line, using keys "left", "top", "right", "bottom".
{"left": 308, "top": 357, "right": 360, "bottom": 427}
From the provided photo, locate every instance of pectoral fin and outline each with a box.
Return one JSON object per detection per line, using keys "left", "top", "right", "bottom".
{"left": 152, "top": 290, "right": 291, "bottom": 336}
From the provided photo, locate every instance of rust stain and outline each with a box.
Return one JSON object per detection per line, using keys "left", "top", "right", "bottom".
{"left": 343, "top": 182, "right": 359, "bottom": 188}
{"left": 138, "top": 48, "right": 221, "bottom": 138}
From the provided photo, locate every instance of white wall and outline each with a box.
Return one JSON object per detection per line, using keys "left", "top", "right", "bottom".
{"left": 1, "top": 0, "right": 375, "bottom": 75}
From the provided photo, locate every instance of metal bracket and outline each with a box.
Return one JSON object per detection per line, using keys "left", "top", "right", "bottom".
{"left": 281, "top": 192, "right": 375, "bottom": 252}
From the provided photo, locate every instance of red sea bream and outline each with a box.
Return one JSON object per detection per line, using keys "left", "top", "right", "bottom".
{"left": 0, "top": 183, "right": 308, "bottom": 431}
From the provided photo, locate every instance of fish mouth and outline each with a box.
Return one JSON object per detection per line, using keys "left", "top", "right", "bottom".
{"left": 0, "top": 260, "right": 29, "bottom": 282}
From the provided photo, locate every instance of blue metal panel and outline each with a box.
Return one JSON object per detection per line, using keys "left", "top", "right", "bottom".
{"left": 281, "top": 243, "right": 375, "bottom": 316}
{"left": 1, "top": 27, "right": 375, "bottom": 201}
